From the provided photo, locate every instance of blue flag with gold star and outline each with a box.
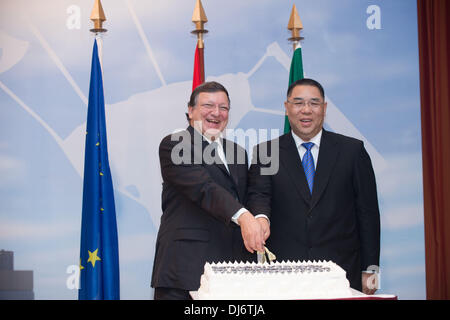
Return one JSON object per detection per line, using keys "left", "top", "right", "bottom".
{"left": 79, "top": 39, "right": 120, "bottom": 300}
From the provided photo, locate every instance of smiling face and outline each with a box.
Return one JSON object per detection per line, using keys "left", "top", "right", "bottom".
{"left": 285, "top": 84, "right": 327, "bottom": 141}
{"left": 188, "top": 91, "right": 230, "bottom": 140}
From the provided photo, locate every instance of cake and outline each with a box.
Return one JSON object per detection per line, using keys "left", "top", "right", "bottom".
{"left": 196, "top": 260, "right": 353, "bottom": 300}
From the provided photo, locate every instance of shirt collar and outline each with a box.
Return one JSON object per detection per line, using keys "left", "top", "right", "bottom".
{"left": 195, "top": 127, "right": 224, "bottom": 147}
{"left": 291, "top": 129, "right": 323, "bottom": 149}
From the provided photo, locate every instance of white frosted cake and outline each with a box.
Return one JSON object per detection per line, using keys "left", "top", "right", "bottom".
{"left": 196, "top": 260, "right": 353, "bottom": 300}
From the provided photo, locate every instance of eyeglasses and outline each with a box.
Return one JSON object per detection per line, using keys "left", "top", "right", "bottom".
{"left": 200, "top": 103, "right": 230, "bottom": 113}
{"left": 286, "top": 99, "right": 324, "bottom": 109}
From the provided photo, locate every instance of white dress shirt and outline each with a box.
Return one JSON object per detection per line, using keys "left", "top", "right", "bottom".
{"left": 291, "top": 129, "right": 323, "bottom": 168}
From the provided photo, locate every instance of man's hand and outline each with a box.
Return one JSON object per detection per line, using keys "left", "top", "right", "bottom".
{"left": 257, "top": 217, "right": 270, "bottom": 241}
{"left": 238, "top": 211, "right": 265, "bottom": 254}
{"left": 362, "top": 272, "right": 378, "bottom": 295}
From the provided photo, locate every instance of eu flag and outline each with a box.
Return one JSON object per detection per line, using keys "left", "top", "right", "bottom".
{"left": 79, "top": 39, "right": 120, "bottom": 300}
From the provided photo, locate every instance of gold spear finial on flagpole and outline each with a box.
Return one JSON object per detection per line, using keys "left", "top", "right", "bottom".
{"left": 191, "top": 0, "right": 208, "bottom": 49}
{"left": 90, "top": 0, "right": 106, "bottom": 70}
{"left": 287, "top": 4, "right": 304, "bottom": 50}
{"left": 90, "top": 0, "right": 107, "bottom": 33}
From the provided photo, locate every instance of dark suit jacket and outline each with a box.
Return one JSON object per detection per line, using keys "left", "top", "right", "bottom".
{"left": 151, "top": 126, "right": 251, "bottom": 291}
{"left": 247, "top": 129, "right": 380, "bottom": 290}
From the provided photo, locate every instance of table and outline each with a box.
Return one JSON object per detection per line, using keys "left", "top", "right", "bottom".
{"left": 190, "top": 289, "right": 397, "bottom": 300}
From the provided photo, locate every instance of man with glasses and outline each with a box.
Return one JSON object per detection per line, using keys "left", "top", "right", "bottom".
{"left": 151, "top": 81, "right": 265, "bottom": 299}
{"left": 247, "top": 78, "right": 381, "bottom": 294}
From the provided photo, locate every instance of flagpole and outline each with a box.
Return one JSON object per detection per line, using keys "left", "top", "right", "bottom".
{"left": 191, "top": 0, "right": 208, "bottom": 90}
{"left": 90, "top": 0, "right": 107, "bottom": 68}
{"left": 284, "top": 4, "right": 305, "bottom": 133}
{"left": 287, "top": 4, "right": 304, "bottom": 52}
{"left": 191, "top": 0, "right": 208, "bottom": 49}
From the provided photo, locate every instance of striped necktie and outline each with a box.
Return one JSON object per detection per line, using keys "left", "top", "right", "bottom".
{"left": 302, "top": 142, "right": 315, "bottom": 194}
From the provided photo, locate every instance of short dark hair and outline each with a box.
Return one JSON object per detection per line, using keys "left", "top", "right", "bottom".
{"left": 287, "top": 78, "right": 325, "bottom": 100}
{"left": 186, "top": 81, "right": 231, "bottom": 121}
{"left": 188, "top": 81, "right": 230, "bottom": 107}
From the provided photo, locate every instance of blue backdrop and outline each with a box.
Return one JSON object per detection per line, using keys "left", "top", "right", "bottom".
{"left": 0, "top": 0, "right": 424, "bottom": 299}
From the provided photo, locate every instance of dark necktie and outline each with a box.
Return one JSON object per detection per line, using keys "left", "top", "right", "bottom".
{"left": 302, "top": 142, "right": 315, "bottom": 194}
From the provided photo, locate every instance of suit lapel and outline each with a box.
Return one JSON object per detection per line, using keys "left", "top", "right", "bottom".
{"left": 218, "top": 138, "right": 243, "bottom": 202}
{"left": 187, "top": 125, "right": 208, "bottom": 164}
{"left": 310, "top": 129, "right": 340, "bottom": 210}
{"left": 188, "top": 126, "right": 242, "bottom": 200}
{"left": 188, "top": 125, "right": 230, "bottom": 176}
{"left": 222, "top": 139, "right": 239, "bottom": 185}
{"left": 279, "top": 133, "right": 312, "bottom": 205}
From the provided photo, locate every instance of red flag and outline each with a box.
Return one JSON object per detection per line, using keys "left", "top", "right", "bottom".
{"left": 192, "top": 43, "right": 205, "bottom": 91}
